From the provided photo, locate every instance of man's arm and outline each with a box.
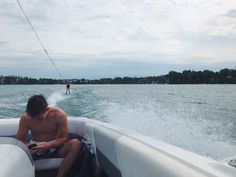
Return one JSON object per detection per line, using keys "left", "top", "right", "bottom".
{"left": 48, "top": 111, "right": 68, "bottom": 149}
{"left": 16, "top": 115, "right": 30, "bottom": 144}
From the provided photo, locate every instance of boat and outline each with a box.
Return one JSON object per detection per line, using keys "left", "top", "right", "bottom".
{"left": 0, "top": 117, "right": 235, "bottom": 177}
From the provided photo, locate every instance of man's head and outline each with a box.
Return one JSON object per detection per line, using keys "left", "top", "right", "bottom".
{"left": 26, "top": 95, "right": 48, "bottom": 118}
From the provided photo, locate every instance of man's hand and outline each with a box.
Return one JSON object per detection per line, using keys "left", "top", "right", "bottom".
{"left": 30, "top": 143, "right": 50, "bottom": 154}
{"left": 27, "top": 143, "right": 37, "bottom": 150}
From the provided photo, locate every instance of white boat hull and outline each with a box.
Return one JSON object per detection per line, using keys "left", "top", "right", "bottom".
{"left": 0, "top": 117, "right": 235, "bottom": 177}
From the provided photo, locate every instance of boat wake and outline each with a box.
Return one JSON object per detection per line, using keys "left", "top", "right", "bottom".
{"left": 100, "top": 100, "right": 236, "bottom": 160}
{"left": 48, "top": 91, "right": 70, "bottom": 106}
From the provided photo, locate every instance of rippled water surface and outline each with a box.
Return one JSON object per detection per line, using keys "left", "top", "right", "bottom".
{"left": 0, "top": 84, "right": 235, "bottom": 160}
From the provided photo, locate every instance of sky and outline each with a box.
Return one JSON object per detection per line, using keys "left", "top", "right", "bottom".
{"left": 0, "top": 0, "right": 236, "bottom": 79}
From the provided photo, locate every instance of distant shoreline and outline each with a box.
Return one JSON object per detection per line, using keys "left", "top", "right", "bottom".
{"left": 1, "top": 68, "right": 236, "bottom": 84}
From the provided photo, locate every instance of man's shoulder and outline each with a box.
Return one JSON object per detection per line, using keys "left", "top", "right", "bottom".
{"left": 21, "top": 113, "right": 31, "bottom": 120}
{"left": 49, "top": 106, "right": 65, "bottom": 114}
{"left": 20, "top": 113, "right": 32, "bottom": 126}
{"left": 48, "top": 107, "right": 67, "bottom": 119}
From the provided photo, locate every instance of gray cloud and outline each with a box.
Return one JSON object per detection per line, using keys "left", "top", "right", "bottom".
{"left": 0, "top": 41, "right": 8, "bottom": 46}
{"left": 0, "top": 0, "right": 235, "bottom": 78}
{"left": 82, "top": 15, "right": 111, "bottom": 21}
{"left": 225, "top": 9, "right": 236, "bottom": 18}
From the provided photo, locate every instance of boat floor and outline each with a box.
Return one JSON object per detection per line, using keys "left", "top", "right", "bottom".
{"left": 36, "top": 169, "right": 109, "bottom": 177}
{"left": 36, "top": 170, "right": 57, "bottom": 177}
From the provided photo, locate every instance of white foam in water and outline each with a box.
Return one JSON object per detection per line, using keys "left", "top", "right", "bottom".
{"left": 48, "top": 91, "right": 69, "bottom": 106}
{"left": 102, "top": 100, "right": 236, "bottom": 160}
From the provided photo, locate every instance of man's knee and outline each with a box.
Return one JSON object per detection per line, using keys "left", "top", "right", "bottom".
{"left": 69, "top": 139, "right": 82, "bottom": 153}
{"left": 59, "top": 139, "right": 81, "bottom": 157}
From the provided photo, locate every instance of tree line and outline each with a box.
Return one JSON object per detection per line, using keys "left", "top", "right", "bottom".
{"left": 0, "top": 68, "right": 236, "bottom": 84}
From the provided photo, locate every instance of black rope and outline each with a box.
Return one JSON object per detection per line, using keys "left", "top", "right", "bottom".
{"left": 16, "top": 0, "right": 63, "bottom": 78}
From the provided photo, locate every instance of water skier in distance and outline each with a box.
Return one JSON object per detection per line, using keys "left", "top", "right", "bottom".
{"left": 65, "top": 83, "right": 71, "bottom": 94}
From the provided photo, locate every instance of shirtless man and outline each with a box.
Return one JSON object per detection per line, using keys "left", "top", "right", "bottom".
{"left": 16, "top": 95, "right": 81, "bottom": 177}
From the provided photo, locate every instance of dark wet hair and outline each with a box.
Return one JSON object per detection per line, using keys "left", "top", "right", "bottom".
{"left": 26, "top": 95, "right": 48, "bottom": 117}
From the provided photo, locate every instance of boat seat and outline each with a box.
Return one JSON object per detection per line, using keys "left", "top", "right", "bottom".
{"left": 0, "top": 137, "right": 34, "bottom": 177}
{"left": 0, "top": 118, "right": 85, "bottom": 172}
{"left": 34, "top": 132, "right": 83, "bottom": 171}
{"left": 0, "top": 120, "right": 18, "bottom": 137}
{"left": 35, "top": 158, "right": 64, "bottom": 171}
{"left": 0, "top": 133, "right": 83, "bottom": 171}
{"left": 34, "top": 119, "right": 86, "bottom": 172}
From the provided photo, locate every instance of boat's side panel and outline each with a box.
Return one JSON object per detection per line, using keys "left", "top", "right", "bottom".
{"left": 116, "top": 136, "right": 208, "bottom": 177}
{"left": 94, "top": 126, "right": 123, "bottom": 177}
{"left": 68, "top": 118, "right": 86, "bottom": 137}
{"left": 81, "top": 118, "right": 236, "bottom": 177}
{"left": 0, "top": 118, "right": 19, "bottom": 137}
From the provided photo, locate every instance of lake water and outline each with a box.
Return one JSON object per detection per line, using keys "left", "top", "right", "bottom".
{"left": 0, "top": 84, "right": 235, "bottom": 160}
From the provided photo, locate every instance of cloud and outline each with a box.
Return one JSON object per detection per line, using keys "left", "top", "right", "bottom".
{"left": 0, "top": 0, "right": 235, "bottom": 78}
{"left": 225, "top": 9, "right": 236, "bottom": 18}
{"left": 0, "top": 40, "right": 8, "bottom": 47}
